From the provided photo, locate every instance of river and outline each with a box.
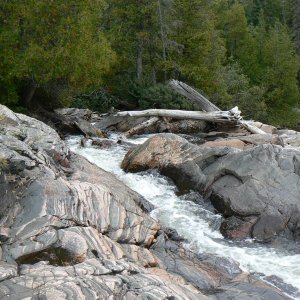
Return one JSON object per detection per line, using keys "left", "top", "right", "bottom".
{"left": 66, "top": 134, "right": 300, "bottom": 299}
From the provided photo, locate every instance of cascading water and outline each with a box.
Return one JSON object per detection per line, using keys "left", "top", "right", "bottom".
{"left": 66, "top": 134, "right": 300, "bottom": 299}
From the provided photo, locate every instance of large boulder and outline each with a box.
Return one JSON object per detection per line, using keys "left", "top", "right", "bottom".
{"left": 278, "top": 129, "right": 300, "bottom": 148}
{"left": 34, "top": 107, "right": 106, "bottom": 138}
{"left": 122, "top": 133, "right": 300, "bottom": 242}
{"left": 0, "top": 106, "right": 291, "bottom": 299}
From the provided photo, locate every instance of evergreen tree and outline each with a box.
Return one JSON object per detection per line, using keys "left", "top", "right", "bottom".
{"left": 0, "top": 0, "right": 115, "bottom": 108}
{"left": 170, "top": 0, "right": 226, "bottom": 102}
{"left": 105, "top": 1, "right": 164, "bottom": 83}
{"left": 223, "top": 2, "right": 248, "bottom": 57}
{"left": 262, "top": 23, "right": 300, "bottom": 120}
{"left": 292, "top": 0, "right": 300, "bottom": 54}
{"left": 242, "top": 0, "right": 286, "bottom": 26}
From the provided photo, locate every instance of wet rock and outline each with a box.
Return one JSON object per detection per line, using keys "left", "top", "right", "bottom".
{"left": 0, "top": 106, "right": 292, "bottom": 299}
{"left": 73, "top": 117, "right": 105, "bottom": 138}
{"left": 162, "top": 227, "right": 187, "bottom": 242}
{"left": 151, "top": 233, "right": 239, "bottom": 291}
{"left": 80, "top": 136, "right": 88, "bottom": 147}
{"left": 196, "top": 253, "right": 242, "bottom": 281}
{"left": 0, "top": 106, "right": 209, "bottom": 299}
{"left": 251, "top": 215, "right": 287, "bottom": 242}
{"left": 261, "top": 275, "right": 300, "bottom": 299}
{"left": 91, "top": 138, "right": 115, "bottom": 148}
{"left": 220, "top": 216, "right": 258, "bottom": 239}
{"left": 151, "top": 233, "right": 288, "bottom": 299}
{"left": 213, "top": 281, "right": 290, "bottom": 300}
{"left": 122, "top": 133, "right": 300, "bottom": 242}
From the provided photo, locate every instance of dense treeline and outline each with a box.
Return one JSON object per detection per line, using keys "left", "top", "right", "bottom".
{"left": 1, "top": 0, "right": 300, "bottom": 126}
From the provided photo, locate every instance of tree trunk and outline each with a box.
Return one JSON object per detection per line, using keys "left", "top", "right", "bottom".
{"left": 124, "top": 117, "right": 159, "bottom": 137}
{"left": 115, "top": 108, "right": 241, "bottom": 124}
{"left": 169, "top": 80, "right": 221, "bottom": 112}
{"left": 158, "top": 0, "right": 167, "bottom": 81}
{"left": 137, "top": 35, "right": 144, "bottom": 80}
{"left": 23, "top": 78, "right": 38, "bottom": 107}
{"left": 240, "top": 121, "right": 268, "bottom": 135}
{"left": 169, "top": 80, "right": 266, "bottom": 135}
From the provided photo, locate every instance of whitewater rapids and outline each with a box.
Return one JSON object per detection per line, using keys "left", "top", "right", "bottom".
{"left": 66, "top": 134, "right": 300, "bottom": 298}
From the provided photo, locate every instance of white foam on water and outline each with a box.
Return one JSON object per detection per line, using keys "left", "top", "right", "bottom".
{"left": 66, "top": 135, "right": 300, "bottom": 297}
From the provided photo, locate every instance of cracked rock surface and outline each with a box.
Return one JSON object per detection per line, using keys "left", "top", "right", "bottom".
{"left": 0, "top": 105, "right": 290, "bottom": 299}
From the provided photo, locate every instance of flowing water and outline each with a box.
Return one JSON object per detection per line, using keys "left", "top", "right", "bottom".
{"left": 66, "top": 134, "right": 300, "bottom": 299}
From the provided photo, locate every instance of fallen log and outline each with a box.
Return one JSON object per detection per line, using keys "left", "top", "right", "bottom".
{"left": 169, "top": 80, "right": 220, "bottom": 112}
{"left": 115, "top": 107, "right": 242, "bottom": 124}
{"left": 112, "top": 81, "right": 266, "bottom": 135}
{"left": 169, "top": 80, "right": 266, "bottom": 135}
{"left": 124, "top": 117, "right": 159, "bottom": 138}
{"left": 240, "top": 121, "right": 267, "bottom": 135}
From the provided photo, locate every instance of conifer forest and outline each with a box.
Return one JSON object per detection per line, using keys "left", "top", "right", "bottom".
{"left": 1, "top": 0, "right": 300, "bottom": 126}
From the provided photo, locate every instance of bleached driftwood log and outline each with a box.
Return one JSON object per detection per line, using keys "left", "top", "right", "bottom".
{"left": 124, "top": 117, "right": 159, "bottom": 137}
{"left": 113, "top": 80, "right": 266, "bottom": 135}
{"left": 240, "top": 120, "right": 267, "bottom": 135}
{"left": 169, "top": 80, "right": 220, "bottom": 112}
{"left": 169, "top": 80, "right": 266, "bottom": 135}
{"left": 115, "top": 107, "right": 242, "bottom": 124}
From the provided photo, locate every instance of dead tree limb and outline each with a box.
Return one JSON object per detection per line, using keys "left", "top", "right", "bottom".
{"left": 240, "top": 121, "right": 267, "bottom": 135}
{"left": 115, "top": 108, "right": 241, "bottom": 124}
{"left": 169, "top": 80, "right": 220, "bottom": 112}
{"left": 124, "top": 117, "right": 159, "bottom": 137}
{"left": 169, "top": 80, "right": 266, "bottom": 135}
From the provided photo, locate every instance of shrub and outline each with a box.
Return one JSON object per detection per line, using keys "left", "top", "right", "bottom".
{"left": 138, "top": 83, "right": 196, "bottom": 110}
{"left": 72, "top": 89, "right": 120, "bottom": 113}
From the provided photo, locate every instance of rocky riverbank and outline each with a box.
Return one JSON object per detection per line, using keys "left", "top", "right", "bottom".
{"left": 0, "top": 105, "right": 297, "bottom": 299}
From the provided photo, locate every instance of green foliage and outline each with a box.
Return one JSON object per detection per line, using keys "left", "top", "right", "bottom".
{"left": 223, "top": 2, "right": 248, "bottom": 57}
{"left": 242, "top": 0, "right": 286, "bottom": 26}
{"left": 219, "top": 62, "right": 268, "bottom": 121}
{"left": 104, "top": 1, "right": 164, "bottom": 83}
{"left": 138, "top": 84, "right": 195, "bottom": 110}
{"left": 222, "top": 3, "right": 300, "bottom": 126}
{"left": 0, "top": 0, "right": 115, "bottom": 108}
{"left": 291, "top": 0, "right": 300, "bottom": 54}
{"left": 72, "top": 89, "right": 120, "bottom": 113}
{"left": 0, "top": 157, "right": 8, "bottom": 172}
{"left": 262, "top": 24, "right": 300, "bottom": 108}
{"left": 171, "top": 0, "right": 226, "bottom": 97}
{"left": 267, "top": 107, "right": 300, "bottom": 127}
{"left": 0, "top": 0, "right": 299, "bottom": 127}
